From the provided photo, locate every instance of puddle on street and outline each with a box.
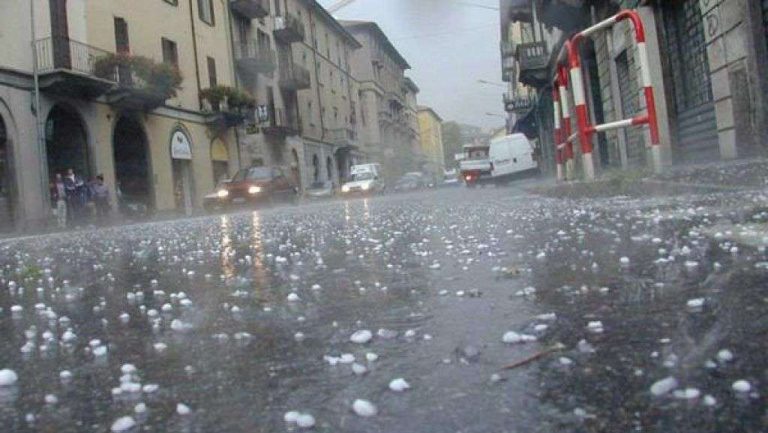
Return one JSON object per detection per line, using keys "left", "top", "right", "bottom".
{"left": 0, "top": 188, "right": 766, "bottom": 432}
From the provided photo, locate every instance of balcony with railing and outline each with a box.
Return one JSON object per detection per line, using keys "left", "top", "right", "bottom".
{"left": 328, "top": 127, "right": 357, "bottom": 147}
{"left": 35, "top": 37, "right": 182, "bottom": 110}
{"left": 234, "top": 40, "right": 276, "bottom": 76}
{"left": 263, "top": 107, "right": 300, "bottom": 137}
{"left": 278, "top": 63, "right": 311, "bottom": 90}
{"left": 34, "top": 36, "right": 115, "bottom": 98}
{"left": 517, "top": 41, "right": 549, "bottom": 87}
{"left": 274, "top": 13, "right": 306, "bottom": 44}
{"left": 504, "top": 92, "right": 535, "bottom": 114}
{"left": 229, "top": 0, "right": 269, "bottom": 19}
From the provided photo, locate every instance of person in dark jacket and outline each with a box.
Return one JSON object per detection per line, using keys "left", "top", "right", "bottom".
{"left": 91, "top": 174, "right": 110, "bottom": 221}
{"left": 64, "top": 168, "right": 87, "bottom": 224}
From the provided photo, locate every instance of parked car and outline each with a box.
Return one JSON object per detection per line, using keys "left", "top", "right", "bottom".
{"left": 216, "top": 166, "right": 298, "bottom": 208}
{"left": 340, "top": 171, "right": 385, "bottom": 196}
{"left": 305, "top": 180, "right": 335, "bottom": 200}
{"left": 203, "top": 178, "right": 231, "bottom": 212}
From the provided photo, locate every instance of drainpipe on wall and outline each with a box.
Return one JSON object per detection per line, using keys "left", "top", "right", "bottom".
{"left": 30, "top": 0, "right": 48, "bottom": 229}
{"left": 223, "top": 0, "right": 243, "bottom": 170}
{"left": 308, "top": 9, "right": 326, "bottom": 142}
{"left": 187, "top": 0, "right": 203, "bottom": 111}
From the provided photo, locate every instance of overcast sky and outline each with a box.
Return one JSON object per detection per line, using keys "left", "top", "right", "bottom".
{"left": 319, "top": 0, "right": 504, "bottom": 130}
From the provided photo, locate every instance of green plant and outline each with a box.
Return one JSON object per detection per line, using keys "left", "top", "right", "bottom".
{"left": 149, "top": 61, "right": 183, "bottom": 98}
{"left": 200, "top": 85, "right": 255, "bottom": 113}
{"left": 199, "top": 86, "right": 229, "bottom": 109}
{"left": 227, "top": 88, "right": 256, "bottom": 112}
{"left": 93, "top": 53, "right": 182, "bottom": 99}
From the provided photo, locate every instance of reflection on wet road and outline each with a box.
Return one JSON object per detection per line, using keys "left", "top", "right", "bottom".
{"left": 0, "top": 186, "right": 766, "bottom": 432}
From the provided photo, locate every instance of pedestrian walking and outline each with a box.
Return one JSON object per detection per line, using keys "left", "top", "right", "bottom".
{"left": 64, "top": 168, "right": 87, "bottom": 225}
{"left": 50, "top": 174, "right": 67, "bottom": 228}
{"left": 91, "top": 174, "right": 111, "bottom": 222}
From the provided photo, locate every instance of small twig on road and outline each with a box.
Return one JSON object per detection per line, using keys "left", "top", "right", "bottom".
{"left": 502, "top": 343, "right": 565, "bottom": 370}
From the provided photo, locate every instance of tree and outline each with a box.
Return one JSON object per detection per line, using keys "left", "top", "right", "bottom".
{"left": 441, "top": 121, "right": 463, "bottom": 167}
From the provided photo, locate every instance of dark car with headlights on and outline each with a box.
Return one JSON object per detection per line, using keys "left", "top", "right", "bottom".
{"left": 215, "top": 166, "right": 298, "bottom": 208}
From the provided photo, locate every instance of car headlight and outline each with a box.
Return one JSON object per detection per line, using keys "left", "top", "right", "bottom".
{"left": 342, "top": 185, "right": 350, "bottom": 193}
{"left": 361, "top": 183, "right": 371, "bottom": 191}
{"left": 248, "top": 186, "right": 262, "bottom": 195}
{"left": 217, "top": 189, "right": 229, "bottom": 198}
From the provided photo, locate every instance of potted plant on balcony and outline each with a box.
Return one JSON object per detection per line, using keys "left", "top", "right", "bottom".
{"left": 93, "top": 53, "right": 182, "bottom": 108}
{"left": 200, "top": 85, "right": 256, "bottom": 133}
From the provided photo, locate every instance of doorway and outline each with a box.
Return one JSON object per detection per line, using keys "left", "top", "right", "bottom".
{"left": 662, "top": 0, "right": 718, "bottom": 162}
{"left": 312, "top": 154, "right": 320, "bottom": 182}
{"left": 113, "top": 116, "right": 151, "bottom": 213}
{"left": 49, "top": 0, "right": 71, "bottom": 69}
{"left": 172, "top": 161, "right": 192, "bottom": 215}
{"left": 0, "top": 115, "right": 13, "bottom": 231}
{"left": 46, "top": 105, "right": 90, "bottom": 180}
{"left": 170, "top": 129, "right": 194, "bottom": 215}
{"left": 291, "top": 148, "right": 301, "bottom": 188}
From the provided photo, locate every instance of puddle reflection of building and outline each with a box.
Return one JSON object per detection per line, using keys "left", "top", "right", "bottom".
{"left": 220, "top": 215, "right": 235, "bottom": 280}
{"left": 251, "top": 211, "right": 269, "bottom": 289}
{"left": 343, "top": 199, "right": 371, "bottom": 226}
{"left": 344, "top": 201, "right": 351, "bottom": 224}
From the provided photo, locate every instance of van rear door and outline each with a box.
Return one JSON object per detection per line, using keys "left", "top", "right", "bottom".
{"left": 510, "top": 136, "right": 537, "bottom": 170}
{"left": 490, "top": 138, "right": 513, "bottom": 176}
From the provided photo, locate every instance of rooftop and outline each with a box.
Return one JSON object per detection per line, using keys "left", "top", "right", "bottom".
{"left": 340, "top": 20, "right": 411, "bottom": 70}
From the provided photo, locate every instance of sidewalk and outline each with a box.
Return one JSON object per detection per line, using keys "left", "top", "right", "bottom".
{"left": 528, "top": 157, "right": 768, "bottom": 199}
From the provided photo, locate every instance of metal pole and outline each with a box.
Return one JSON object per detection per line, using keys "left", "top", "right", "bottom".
{"left": 31, "top": 0, "right": 49, "bottom": 227}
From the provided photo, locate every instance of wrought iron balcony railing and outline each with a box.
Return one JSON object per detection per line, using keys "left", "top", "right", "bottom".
{"left": 234, "top": 40, "right": 276, "bottom": 75}
{"left": 274, "top": 13, "right": 306, "bottom": 44}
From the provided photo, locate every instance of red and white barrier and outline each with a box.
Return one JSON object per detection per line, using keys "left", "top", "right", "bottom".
{"left": 552, "top": 87, "right": 563, "bottom": 181}
{"left": 551, "top": 9, "right": 661, "bottom": 180}
{"left": 557, "top": 64, "right": 575, "bottom": 180}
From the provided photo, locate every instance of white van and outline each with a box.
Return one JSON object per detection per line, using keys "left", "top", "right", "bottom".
{"left": 459, "top": 134, "right": 537, "bottom": 186}
{"left": 350, "top": 163, "right": 382, "bottom": 178}
{"left": 342, "top": 163, "right": 386, "bottom": 195}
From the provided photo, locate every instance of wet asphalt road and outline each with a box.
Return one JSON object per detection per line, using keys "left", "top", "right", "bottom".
{"left": 0, "top": 184, "right": 766, "bottom": 433}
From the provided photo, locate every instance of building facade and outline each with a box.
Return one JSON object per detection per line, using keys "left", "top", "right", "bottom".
{"left": 500, "top": 0, "right": 768, "bottom": 179}
{"left": 403, "top": 77, "right": 425, "bottom": 172}
{"left": 0, "top": 0, "right": 400, "bottom": 232}
{"left": 0, "top": 0, "right": 242, "bottom": 231}
{"left": 341, "top": 20, "right": 421, "bottom": 180}
{"left": 230, "top": 0, "right": 364, "bottom": 189}
{"left": 417, "top": 106, "right": 445, "bottom": 179}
